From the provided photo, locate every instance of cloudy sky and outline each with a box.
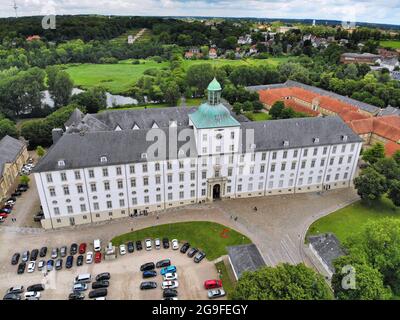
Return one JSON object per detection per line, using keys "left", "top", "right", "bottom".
{"left": 0, "top": 0, "right": 399, "bottom": 25}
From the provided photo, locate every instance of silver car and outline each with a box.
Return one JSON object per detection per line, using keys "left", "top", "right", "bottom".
{"left": 208, "top": 288, "right": 226, "bottom": 299}
{"left": 51, "top": 248, "right": 58, "bottom": 259}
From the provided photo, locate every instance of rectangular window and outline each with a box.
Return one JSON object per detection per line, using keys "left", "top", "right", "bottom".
{"left": 143, "top": 177, "right": 149, "bottom": 186}
{"left": 201, "top": 189, "right": 206, "bottom": 196}
{"left": 320, "top": 159, "right": 325, "bottom": 167}
{"left": 335, "top": 173, "right": 340, "bottom": 181}
{"left": 330, "top": 158, "right": 334, "bottom": 166}
{"left": 301, "top": 161, "right": 306, "bottom": 169}
{"left": 308, "top": 177, "right": 313, "bottom": 184}
{"left": 67, "top": 205, "right": 73, "bottom": 214}
{"left": 229, "top": 155, "right": 234, "bottom": 164}
{"left": 49, "top": 187, "right": 56, "bottom": 197}
{"left": 132, "top": 198, "right": 137, "bottom": 205}
{"left": 289, "top": 179, "right": 294, "bottom": 187}
{"left": 228, "top": 168, "right": 233, "bottom": 176}
{"left": 202, "top": 171, "right": 207, "bottom": 179}
{"left": 102, "top": 168, "right": 108, "bottom": 177}
{"left": 179, "top": 161, "right": 184, "bottom": 169}
{"left": 248, "top": 183, "right": 253, "bottom": 191}
{"left": 341, "top": 145, "right": 346, "bottom": 153}
{"left": 131, "top": 178, "right": 136, "bottom": 188}
{"left": 167, "top": 162, "right": 172, "bottom": 170}
{"left": 272, "top": 152, "right": 277, "bottom": 160}
{"left": 106, "top": 201, "right": 112, "bottom": 209}
{"left": 60, "top": 172, "right": 67, "bottom": 181}
{"left": 323, "top": 147, "right": 328, "bottom": 155}
{"left": 130, "top": 165, "right": 135, "bottom": 174}
{"left": 46, "top": 173, "right": 53, "bottom": 183}
{"left": 311, "top": 160, "right": 316, "bottom": 168}
{"left": 332, "top": 146, "right": 337, "bottom": 154}
{"left": 261, "top": 152, "right": 267, "bottom": 161}
{"left": 179, "top": 172, "right": 184, "bottom": 182}
{"left": 117, "top": 180, "right": 123, "bottom": 189}
{"left": 142, "top": 164, "right": 148, "bottom": 173}
{"left": 90, "top": 183, "right": 96, "bottom": 192}
{"left": 191, "top": 190, "right": 195, "bottom": 198}
{"left": 303, "top": 149, "right": 308, "bottom": 157}
{"left": 258, "top": 182, "right": 263, "bottom": 190}
{"left": 116, "top": 167, "right": 122, "bottom": 175}
{"left": 77, "top": 185, "right": 83, "bottom": 194}
{"left": 268, "top": 181, "right": 273, "bottom": 189}
{"left": 293, "top": 150, "right": 298, "bottom": 158}
{"left": 168, "top": 175, "right": 173, "bottom": 183}
{"left": 156, "top": 194, "right": 161, "bottom": 202}
{"left": 93, "top": 203, "right": 99, "bottom": 210}
{"left": 179, "top": 191, "right": 184, "bottom": 199}
{"left": 339, "top": 157, "right": 344, "bottom": 165}
{"left": 348, "top": 156, "right": 353, "bottom": 164}
{"left": 190, "top": 172, "right": 196, "bottom": 181}
{"left": 239, "top": 167, "right": 244, "bottom": 175}
{"left": 344, "top": 172, "right": 349, "bottom": 180}
{"left": 291, "top": 162, "right": 296, "bottom": 170}
{"left": 237, "top": 185, "right": 242, "bottom": 192}
{"left": 317, "top": 176, "right": 322, "bottom": 183}
{"left": 89, "top": 170, "right": 95, "bottom": 178}
{"left": 298, "top": 178, "right": 303, "bottom": 186}
{"left": 227, "top": 186, "right": 232, "bottom": 193}
{"left": 119, "top": 199, "right": 125, "bottom": 207}
{"left": 168, "top": 193, "right": 173, "bottom": 200}
{"left": 231, "top": 132, "right": 235, "bottom": 139}
{"left": 104, "top": 181, "right": 110, "bottom": 191}
{"left": 63, "top": 186, "right": 70, "bottom": 195}
{"left": 202, "top": 134, "right": 207, "bottom": 142}
{"left": 281, "top": 163, "right": 286, "bottom": 171}
{"left": 283, "top": 151, "right": 288, "bottom": 159}
{"left": 326, "top": 175, "right": 331, "bottom": 182}
{"left": 74, "top": 171, "right": 81, "bottom": 180}
{"left": 155, "top": 163, "right": 160, "bottom": 171}
{"left": 271, "top": 164, "right": 276, "bottom": 172}
{"left": 80, "top": 204, "right": 86, "bottom": 212}
{"left": 155, "top": 176, "right": 161, "bottom": 184}
{"left": 351, "top": 144, "right": 355, "bottom": 152}
{"left": 53, "top": 207, "right": 60, "bottom": 215}
{"left": 313, "top": 148, "right": 318, "bottom": 156}
{"left": 260, "top": 165, "right": 265, "bottom": 173}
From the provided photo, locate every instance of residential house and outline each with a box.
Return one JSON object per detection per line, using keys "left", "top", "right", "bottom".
{"left": 340, "top": 52, "right": 381, "bottom": 65}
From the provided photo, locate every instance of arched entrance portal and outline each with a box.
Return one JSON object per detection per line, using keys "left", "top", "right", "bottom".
{"left": 213, "top": 184, "right": 221, "bottom": 200}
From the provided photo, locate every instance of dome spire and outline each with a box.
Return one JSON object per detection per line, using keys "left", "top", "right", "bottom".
{"left": 207, "top": 78, "right": 222, "bottom": 105}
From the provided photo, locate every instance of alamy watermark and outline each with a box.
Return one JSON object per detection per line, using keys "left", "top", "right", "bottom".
{"left": 41, "top": 0, "right": 56, "bottom": 30}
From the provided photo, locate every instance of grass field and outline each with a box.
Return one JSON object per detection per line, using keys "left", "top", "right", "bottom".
{"left": 64, "top": 60, "right": 169, "bottom": 94}
{"left": 215, "top": 261, "right": 236, "bottom": 297}
{"left": 112, "top": 221, "right": 251, "bottom": 261}
{"left": 307, "top": 197, "right": 400, "bottom": 243}
{"left": 244, "top": 112, "right": 271, "bottom": 121}
{"left": 380, "top": 40, "right": 400, "bottom": 49}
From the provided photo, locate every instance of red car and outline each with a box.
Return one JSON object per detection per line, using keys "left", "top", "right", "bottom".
{"left": 79, "top": 243, "right": 87, "bottom": 254}
{"left": 94, "top": 251, "right": 102, "bottom": 263}
{"left": 204, "top": 279, "right": 222, "bottom": 290}
{"left": 0, "top": 213, "right": 8, "bottom": 218}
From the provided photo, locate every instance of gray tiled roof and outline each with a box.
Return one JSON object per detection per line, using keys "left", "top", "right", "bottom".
{"left": 227, "top": 244, "right": 266, "bottom": 279}
{"left": 246, "top": 80, "right": 381, "bottom": 115}
{"left": 378, "top": 106, "right": 400, "bottom": 116}
{"left": 65, "top": 108, "right": 84, "bottom": 128}
{"left": 0, "top": 136, "right": 26, "bottom": 176}
{"left": 240, "top": 116, "right": 362, "bottom": 152}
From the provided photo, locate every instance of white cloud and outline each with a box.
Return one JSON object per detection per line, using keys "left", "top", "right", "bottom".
{"left": 0, "top": 0, "right": 399, "bottom": 25}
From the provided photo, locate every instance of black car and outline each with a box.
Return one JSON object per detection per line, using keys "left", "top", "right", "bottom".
{"left": 194, "top": 251, "right": 206, "bottom": 263}
{"left": 3, "top": 293, "right": 21, "bottom": 300}
{"left": 66, "top": 255, "right": 74, "bottom": 269}
{"left": 11, "top": 253, "right": 20, "bottom": 265}
{"left": 27, "top": 284, "right": 45, "bottom": 292}
{"left": 55, "top": 258, "right": 63, "bottom": 270}
{"left": 127, "top": 241, "right": 134, "bottom": 253}
{"left": 39, "top": 247, "right": 47, "bottom": 257}
{"left": 92, "top": 280, "right": 109, "bottom": 289}
{"left": 17, "top": 185, "right": 28, "bottom": 192}
{"left": 187, "top": 247, "right": 199, "bottom": 258}
{"left": 33, "top": 212, "right": 44, "bottom": 222}
{"left": 162, "top": 238, "right": 170, "bottom": 249}
{"left": 163, "top": 289, "right": 178, "bottom": 298}
{"left": 17, "top": 262, "right": 26, "bottom": 274}
{"left": 7, "top": 196, "right": 17, "bottom": 202}
{"left": 11, "top": 191, "right": 22, "bottom": 197}
{"left": 77, "top": 255, "right": 84, "bottom": 266}
{"left": 30, "top": 249, "right": 39, "bottom": 261}
{"left": 96, "top": 272, "right": 111, "bottom": 282}
{"left": 88, "top": 288, "right": 107, "bottom": 299}
{"left": 140, "top": 262, "right": 155, "bottom": 272}
{"left": 180, "top": 242, "right": 190, "bottom": 254}
{"left": 142, "top": 270, "right": 157, "bottom": 278}
{"left": 70, "top": 243, "right": 78, "bottom": 255}
{"left": 156, "top": 259, "right": 171, "bottom": 268}
{"left": 140, "top": 282, "right": 157, "bottom": 290}
{"left": 136, "top": 240, "right": 143, "bottom": 251}
{"left": 69, "top": 292, "right": 85, "bottom": 300}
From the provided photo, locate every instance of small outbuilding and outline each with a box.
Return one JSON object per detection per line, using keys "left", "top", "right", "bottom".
{"left": 226, "top": 244, "right": 266, "bottom": 280}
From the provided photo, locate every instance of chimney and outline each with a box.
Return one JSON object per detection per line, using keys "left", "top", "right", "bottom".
{"left": 52, "top": 128, "right": 63, "bottom": 145}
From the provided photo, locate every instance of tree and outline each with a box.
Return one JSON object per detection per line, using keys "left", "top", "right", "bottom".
{"left": 354, "top": 167, "right": 388, "bottom": 202}
{"left": 388, "top": 180, "right": 400, "bottom": 207}
{"left": 233, "top": 102, "right": 243, "bottom": 115}
{"left": 269, "top": 101, "right": 285, "bottom": 119}
{"left": 50, "top": 71, "right": 74, "bottom": 108}
{"left": 19, "top": 175, "right": 30, "bottom": 185}
{"left": 242, "top": 101, "right": 253, "bottom": 112}
{"left": 231, "top": 263, "right": 333, "bottom": 300}
{"left": 392, "top": 150, "right": 400, "bottom": 166}
{"left": 253, "top": 101, "right": 264, "bottom": 113}
{"left": 373, "top": 157, "right": 400, "bottom": 181}
{"left": 362, "top": 143, "right": 385, "bottom": 165}
{"left": 186, "top": 64, "right": 214, "bottom": 97}
{"left": 0, "top": 118, "right": 17, "bottom": 139}
{"left": 71, "top": 87, "right": 107, "bottom": 113}
{"left": 36, "top": 146, "right": 46, "bottom": 157}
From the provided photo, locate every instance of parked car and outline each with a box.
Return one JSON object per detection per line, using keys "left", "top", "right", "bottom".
{"left": 27, "top": 284, "right": 45, "bottom": 292}
{"left": 140, "top": 262, "right": 155, "bottom": 271}
{"left": 156, "top": 259, "right": 171, "bottom": 268}
{"left": 24, "top": 291, "right": 41, "bottom": 300}
{"left": 73, "top": 283, "right": 88, "bottom": 292}
{"left": 46, "top": 259, "right": 54, "bottom": 271}
{"left": 194, "top": 251, "right": 206, "bottom": 263}
{"left": 70, "top": 243, "right": 78, "bottom": 255}
{"left": 37, "top": 260, "right": 45, "bottom": 271}
{"left": 3, "top": 293, "right": 21, "bottom": 300}
{"left": 66, "top": 255, "right": 74, "bottom": 269}
{"left": 163, "top": 273, "right": 178, "bottom": 281}
{"left": 180, "top": 242, "right": 190, "bottom": 254}
{"left": 140, "top": 282, "right": 157, "bottom": 290}
{"left": 187, "top": 247, "right": 199, "bottom": 258}
{"left": 60, "top": 246, "right": 67, "bottom": 257}
{"left": 208, "top": 288, "right": 226, "bottom": 299}
{"left": 69, "top": 292, "right": 85, "bottom": 300}
{"left": 30, "top": 249, "right": 39, "bottom": 261}
{"left": 92, "top": 280, "right": 109, "bottom": 289}
{"left": 27, "top": 261, "right": 36, "bottom": 273}
{"left": 93, "top": 239, "right": 101, "bottom": 252}
{"left": 79, "top": 243, "right": 87, "bottom": 254}
{"left": 127, "top": 241, "right": 134, "bottom": 253}
{"left": 7, "top": 196, "right": 17, "bottom": 202}
{"left": 11, "top": 191, "right": 22, "bottom": 197}
{"left": 171, "top": 239, "right": 179, "bottom": 250}
{"left": 33, "top": 212, "right": 44, "bottom": 222}
{"left": 160, "top": 265, "right": 177, "bottom": 275}
{"left": 11, "top": 253, "right": 20, "bottom": 265}
{"left": 86, "top": 251, "right": 93, "bottom": 264}
{"left": 161, "top": 281, "right": 179, "bottom": 289}
{"left": 119, "top": 244, "right": 127, "bottom": 255}
{"left": 39, "top": 247, "right": 47, "bottom": 257}
{"left": 0, "top": 216, "right": 5, "bottom": 223}
{"left": 7, "top": 286, "right": 24, "bottom": 294}
{"left": 136, "top": 240, "right": 143, "bottom": 251}
{"left": 154, "top": 238, "right": 161, "bottom": 250}
{"left": 74, "top": 273, "right": 92, "bottom": 284}
{"left": 142, "top": 270, "right": 157, "bottom": 278}
{"left": 88, "top": 288, "right": 107, "bottom": 299}
{"left": 51, "top": 248, "right": 58, "bottom": 259}
{"left": 163, "top": 289, "right": 178, "bottom": 298}
{"left": 77, "top": 255, "right": 84, "bottom": 266}
{"left": 55, "top": 258, "right": 63, "bottom": 270}
{"left": 21, "top": 250, "right": 30, "bottom": 262}
{"left": 145, "top": 239, "right": 152, "bottom": 251}
{"left": 162, "top": 238, "right": 170, "bottom": 249}
{"left": 95, "top": 272, "right": 111, "bottom": 282}
{"left": 17, "top": 262, "right": 26, "bottom": 274}
{"left": 94, "top": 251, "right": 102, "bottom": 263}
{"left": 204, "top": 280, "right": 222, "bottom": 290}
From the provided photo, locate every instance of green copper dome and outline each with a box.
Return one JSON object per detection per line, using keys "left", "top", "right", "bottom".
{"left": 207, "top": 78, "right": 222, "bottom": 91}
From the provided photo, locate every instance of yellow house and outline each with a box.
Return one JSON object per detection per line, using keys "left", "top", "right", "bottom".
{"left": 0, "top": 136, "right": 29, "bottom": 201}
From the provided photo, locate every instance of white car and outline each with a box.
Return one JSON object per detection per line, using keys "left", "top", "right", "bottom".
{"left": 24, "top": 291, "right": 41, "bottom": 300}
{"left": 86, "top": 251, "right": 93, "bottom": 264}
{"left": 27, "top": 261, "right": 36, "bottom": 273}
{"left": 163, "top": 273, "right": 178, "bottom": 281}
{"left": 37, "top": 260, "right": 45, "bottom": 271}
{"left": 119, "top": 244, "right": 127, "bottom": 255}
{"left": 171, "top": 239, "right": 179, "bottom": 250}
{"left": 93, "top": 239, "right": 101, "bottom": 252}
{"left": 161, "top": 281, "right": 179, "bottom": 289}
{"left": 145, "top": 239, "right": 152, "bottom": 251}
{"left": 208, "top": 288, "right": 226, "bottom": 299}
{"left": 154, "top": 238, "right": 161, "bottom": 250}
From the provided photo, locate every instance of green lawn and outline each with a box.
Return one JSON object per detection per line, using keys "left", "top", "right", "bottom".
{"left": 244, "top": 112, "right": 271, "bottom": 121}
{"left": 179, "top": 98, "right": 204, "bottom": 107}
{"left": 112, "top": 221, "right": 251, "bottom": 261}
{"left": 380, "top": 40, "right": 400, "bottom": 49}
{"left": 215, "top": 261, "right": 236, "bottom": 297}
{"left": 307, "top": 197, "right": 400, "bottom": 243}
{"left": 63, "top": 60, "right": 169, "bottom": 94}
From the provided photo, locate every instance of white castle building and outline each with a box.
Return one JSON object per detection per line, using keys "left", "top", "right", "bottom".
{"left": 34, "top": 79, "right": 363, "bottom": 229}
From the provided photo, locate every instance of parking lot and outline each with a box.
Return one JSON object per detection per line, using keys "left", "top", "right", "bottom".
{"left": 0, "top": 240, "right": 224, "bottom": 300}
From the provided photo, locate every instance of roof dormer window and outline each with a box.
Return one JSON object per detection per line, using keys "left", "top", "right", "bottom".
{"left": 283, "top": 140, "right": 289, "bottom": 147}
{"left": 58, "top": 160, "right": 65, "bottom": 167}
{"left": 141, "top": 153, "right": 147, "bottom": 159}
{"left": 100, "top": 156, "right": 108, "bottom": 163}
{"left": 342, "top": 135, "right": 348, "bottom": 142}
{"left": 313, "top": 138, "right": 320, "bottom": 144}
